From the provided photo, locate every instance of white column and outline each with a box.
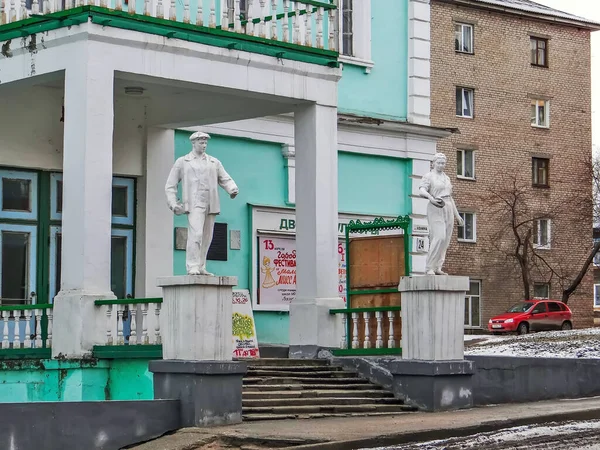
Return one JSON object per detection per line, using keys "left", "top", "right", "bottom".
{"left": 289, "top": 103, "right": 343, "bottom": 356}
{"left": 135, "top": 128, "right": 175, "bottom": 297}
{"left": 52, "top": 59, "right": 116, "bottom": 358}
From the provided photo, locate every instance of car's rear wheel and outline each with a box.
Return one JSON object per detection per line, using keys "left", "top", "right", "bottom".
{"left": 561, "top": 321, "right": 573, "bottom": 331}
{"left": 517, "top": 322, "right": 529, "bottom": 335}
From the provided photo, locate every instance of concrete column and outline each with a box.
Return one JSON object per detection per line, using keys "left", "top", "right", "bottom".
{"left": 52, "top": 62, "right": 116, "bottom": 358}
{"left": 289, "top": 103, "right": 344, "bottom": 357}
{"left": 136, "top": 128, "right": 175, "bottom": 297}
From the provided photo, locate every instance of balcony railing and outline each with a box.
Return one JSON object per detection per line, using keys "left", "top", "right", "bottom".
{"left": 1, "top": 0, "right": 338, "bottom": 59}
{"left": 0, "top": 304, "right": 53, "bottom": 359}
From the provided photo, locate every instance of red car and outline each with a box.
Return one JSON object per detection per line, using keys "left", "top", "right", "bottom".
{"left": 488, "top": 300, "right": 573, "bottom": 335}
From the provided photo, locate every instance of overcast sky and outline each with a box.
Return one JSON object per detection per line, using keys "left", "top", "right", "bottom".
{"left": 533, "top": 0, "right": 600, "bottom": 150}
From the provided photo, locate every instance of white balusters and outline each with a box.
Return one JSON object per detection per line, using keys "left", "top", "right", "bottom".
{"left": 129, "top": 305, "right": 137, "bottom": 345}
{"left": 23, "top": 310, "right": 31, "bottom": 348}
{"left": 351, "top": 312, "right": 359, "bottom": 349}
{"left": 155, "top": 0, "right": 162, "bottom": 18}
{"left": 9, "top": 0, "right": 16, "bottom": 23}
{"left": 31, "top": 0, "right": 39, "bottom": 15}
{"left": 375, "top": 311, "right": 384, "bottom": 348}
{"left": 35, "top": 309, "right": 42, "bottom": 348}
{"left": 13, "top": 313, "right": 20, "bottom": 349}
{"left": 209, "top": 0, "right": 216, "bottom": 27}
{"left": 169, "top": 0, "right": 175, "bottom": 21}
{"left": 128, "top": 0, "right": 136, "bottom": 14}
{"left": 65, "top": 0, "right": 74, "bottom": 10}
{"left": 106, "top": 304, "right": 114, "bottom": 345}
{"left": 328, "top": 2, "right": 336, "bottom": 51}
{"left": 362, "top": 312, "right": 371, "bottom": 349}
{"left": 1, "top": 0, "right": 6, "bottom": 26}
{"left": 304, "top": 3, "right": 311, "bottom": 47}
{"left": 387, "top": 311, "right": 396, "bottom": 348}
{"left": 340, "top": 313, "right": 347, "bottom": 349}
{"left": 258, "top": 0, "right": 265, "bottom": 37}
{"left": 18, "top": 0, "right": 25, "bottom": 19}
{"left": 195, "top": 0, "right": 202, "bottom": 25}
{"left": 282, "top": 0, "right": 289, "bottom": 42}
{"left": 141, "top": 304, "right": 149, "bottom": 345}
{"left": 316, "top": 6, "right": 323, "bottom": 48}
{"left": 234, "top": 0, "right": 241, "bottom": 32}
{"left": 270, "top": 0, "right": 276, "bottom": 39}
{"left": 221, "top": 0, "right": 228, "bottom": 30}
{"left": 245, "top": 0, "right": 254, "bottom": 35}
{"left": 143, "top": 0, "right": 150, "bottom": 16}
{"left": 154, "top": 302, "right": 162, "bottom": 345}
{"left": 117, "top": 305, "right": 125, "bottom": 345}
{"left": 293, "top": 1, "right": 300, "bottom": 45}
{"left": 183, "top": 0, "right": 190, "bottom": 22}
{"left": 42, "top": 0, "right": 49, "bottom": 14}
{"left": 46, "top": 308, "right": 53, "bottom": 348}
{"left": 2, "top": 311, "right": 9, "bottom": 349}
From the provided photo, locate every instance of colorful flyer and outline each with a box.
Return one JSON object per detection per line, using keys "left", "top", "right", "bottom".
{"left": 232, "top": 289, "right": 260, "bottom": 359}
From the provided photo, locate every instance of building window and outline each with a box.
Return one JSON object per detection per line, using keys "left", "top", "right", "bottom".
{"left": 533, "top": 219, "right": 551, "bottom": 249}
{"left": 530, "top": 37, "right": 548, "bottom": 67}
{"left": 532, "top": 157, "right": 549, "bottom": 187}
{"left": 531, "top": 99, "right": 549, "bottom": 128}
{"left": 455, "top": 23, "right": 473, "bottom": 54}
{"left": 341, "top": 0, "right": 353, "bottom": 57}
{"left": 464, "top": 280, "right": 481, "bottom": 327}
{"left": 457, "top": 149, "right": 475, "bottom": 179}
{"left": 533, "top": 282, "right": 550, "bottom": 299}
{"left": 457, "top": 212, "right": 476, "bottom": 242}
{"left": 456, "top": 87, "right": 474, "bottom": 118}
{"left": 594, "top": 284, "right": 600, "bottom": 307}
{"left": 336, "top": 0, "right": 372, "bottom": 70}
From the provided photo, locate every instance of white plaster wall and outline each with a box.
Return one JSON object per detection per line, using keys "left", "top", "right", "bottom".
{"left": 0, "top": 86, "right": 145, "bottom": 175}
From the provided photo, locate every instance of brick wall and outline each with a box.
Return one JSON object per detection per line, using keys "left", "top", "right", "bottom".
{"left": 430, "top": 0, "right": 594, "bottom": 328}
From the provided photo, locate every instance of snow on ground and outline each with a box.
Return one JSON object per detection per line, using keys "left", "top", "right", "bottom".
{"left": 464, "top": 327, "right": 600, "bottom": 358}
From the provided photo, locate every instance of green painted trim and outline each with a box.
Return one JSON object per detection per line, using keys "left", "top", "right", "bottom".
{"left": 331, "top": 348, "right": 403, "bottom": 356}
{"left": 0, "top": 7, "right": 339, "bottom": 67}
{"left": 0, "top": 303, "right": 53, "bottom": 311}
{"left": 92, "top": 344, "right": 163, "bottom": 359}
{"left": 241, "top": 3, "right": 335, "bottom": 28}
{"left": 348, "top": 288, "right": 399, "bottom": 296}
{"left": 330, "top": 306, "right": 402, "bottom": 314}
{"left": 94, "top": 298, "right": 163, "bottom": 306}
{"left": 0, "top": 348, "right": 52, "bottom": 359}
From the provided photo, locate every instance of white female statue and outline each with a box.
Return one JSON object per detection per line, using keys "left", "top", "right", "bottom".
{"left": 419, "top": 153, "right": 464, "bottom": 275}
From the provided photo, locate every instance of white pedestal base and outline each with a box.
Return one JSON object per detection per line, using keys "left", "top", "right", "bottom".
{"left": 399, "top": 276, "right": 469, "bottom": 361}
{"left": 157, "top": 275, "right": 237, "bottom": 361}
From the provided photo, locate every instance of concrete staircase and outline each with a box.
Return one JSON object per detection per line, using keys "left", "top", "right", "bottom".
{"left": 242, "top": 358, "right": 417, "bottom": 421}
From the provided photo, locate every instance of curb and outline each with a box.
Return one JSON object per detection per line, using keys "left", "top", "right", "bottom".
{"left": 283, "top": 406, "right": 600, "bottom": 450}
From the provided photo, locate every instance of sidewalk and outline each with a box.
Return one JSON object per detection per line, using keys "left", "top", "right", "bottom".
{"left": 129, "top": 396, "right": 600, "bottom": 450}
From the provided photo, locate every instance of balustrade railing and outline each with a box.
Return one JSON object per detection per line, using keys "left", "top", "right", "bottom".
{"left": 94, "top": 298, "right": 162, "bottom": 346}
{"left": 330, "top": 306, "right": 402, "bottom": 356}
{"left": 1, "top": 0, "right": 338, "bottom": 52}
{"left": 0, "top": 304, "right": 53, "bottom": 350}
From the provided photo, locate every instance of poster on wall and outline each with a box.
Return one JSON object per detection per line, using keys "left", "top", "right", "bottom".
{"left": 258, "top": 236, "right": 347, "bottom": 307}
{"left": 232, "top": 289, "right": 260, "bottom": 359}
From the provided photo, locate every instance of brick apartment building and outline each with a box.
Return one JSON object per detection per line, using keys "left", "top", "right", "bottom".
{"left": 430, "top": 0, "right": 600, "bottom": 329}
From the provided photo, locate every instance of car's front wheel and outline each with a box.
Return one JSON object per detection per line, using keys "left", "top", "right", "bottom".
{"left": 561, "top": 321, "right": 573, "bottom": 331}
{"left": 517, "top": 322, "right": 529, "bottom": 335}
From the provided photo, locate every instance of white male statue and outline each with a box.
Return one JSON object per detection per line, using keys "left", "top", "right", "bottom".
{"left": 165, "top": 131, "right": 239, "bottom": 276}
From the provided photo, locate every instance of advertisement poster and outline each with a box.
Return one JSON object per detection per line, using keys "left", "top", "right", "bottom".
{"left": 258, "top": 236, "right": 347, "bottom": 306}
{"left": 232, "top": 289, "right": 260, "bottom": 358}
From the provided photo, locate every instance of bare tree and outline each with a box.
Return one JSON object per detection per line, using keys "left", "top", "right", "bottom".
{"left": 482, "top": 155, "right": 600, "bottom": 304}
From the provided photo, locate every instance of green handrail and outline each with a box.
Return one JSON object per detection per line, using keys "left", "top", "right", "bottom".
{"left": 94, "top": 298, "right": 163, "bottom": 306}
{"left": 0, "top": 304, "right": 53, "bottom": 311}
{"left": 330, "top": 306, "right": 402, "bottom": 315}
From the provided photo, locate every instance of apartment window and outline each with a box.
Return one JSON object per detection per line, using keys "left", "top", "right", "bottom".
{"left": 594, "top": 238, "right": 600, "bottom": 266}
{"left": 594, "top": 284, "right": 600, "bottom": 307}
{"left": 341, "top": 0, "right": 353, "bottom": 56}
{"left": 457, "top": 212, "right": 476, "bottom": 242}
{"left": 533, "top": 282, "right": 550, "bottom": 299}
{"left": 456, "top": 87, "right": 474, "bottom": 118}
{"left": 533, "top": 218, "right": 551, "bottom": 249}
{"left": 457, "top": 149, "right": 475, "bottom": 179}
{"left": 532, "top": 157, "right": 549, "bottom": 187}
{"left": 464, "top": 280, "right": 481, "bottom": 327}
{"left": 531, "top": 99, "right": 549, "bottom": 128}
{"left": 455, "top": 23, "right": 473, "bottom": 54}
{"left": 336, "top": 0, "right": 372, "bottom": 70}
{"left": 530, "top": 37, "right": 548, "bottom": 67}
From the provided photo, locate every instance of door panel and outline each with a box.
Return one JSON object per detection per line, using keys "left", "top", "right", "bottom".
{"left": 529, "top": 302, "right": 547, "bottom": 331}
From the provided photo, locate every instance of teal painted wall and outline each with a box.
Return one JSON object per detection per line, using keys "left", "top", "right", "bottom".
{"left": 173, "top": 132, "right": 411, "bottom": 345}
{"left": 0, "top": 359, "right": 153, "bottom": 402}
{"left": 338, "top": 0, "right": 408, "bottom": 121}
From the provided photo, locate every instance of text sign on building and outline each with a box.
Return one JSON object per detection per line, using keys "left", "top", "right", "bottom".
{"left": 258, "top": 236, "right": 347, "bottom": 306}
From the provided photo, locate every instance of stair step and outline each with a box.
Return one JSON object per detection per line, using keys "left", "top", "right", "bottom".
{"left": 243, "top": 389, "right": 394, "bottom": 399}
{"left": 246, "top": 370, "right": 358, "bottom": 378}
{"left": 243, "top": 397, "right": 403, "bottom": 407}
{"left": 243, "top": 383, "right": 384, "bottom": 391}
{"left": 246, "top": 358, "right": 329, "bottom": 367}
{"left": 244, "top": 377, "right": 369, "bottom": 385}
{"left": 242, "top": 404, "right": 415, "bottom": 414}
{"left": 242, "top": 411, "right": 416, "bottom": 421}
{"left": 246, "top": 365, "right": 343, "bottom": 372}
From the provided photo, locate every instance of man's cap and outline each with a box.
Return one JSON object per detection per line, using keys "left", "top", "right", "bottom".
{"left": 190, "top": 131, "right": 211, "bottom": 141}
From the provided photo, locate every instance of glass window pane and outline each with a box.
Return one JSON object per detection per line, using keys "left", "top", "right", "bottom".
{"left": 457, "top": 151, "right": 463, "bottom": 176}
{"left": 471, "top": 296, "right": 480, "bottom": 327}
{"left": 538, "top": 104, "right": 545, "bottom": 125}
{"left": 464, "top": 90, "right": 473, "bottom": 116}
{"left": 56, "top": 180, "right": 63, "bottom": 214}
{"left": 464, "top": 150, "right": 474, "bottom": 177}
{"left": 112, "top": 186, "right": 128, "bottom": 217}
{"left": 464, "top": 298, "right": 470, "bottom": 325}
{"left": 456, "top": 88, "right": 462, "bottom": 115}
{"left": 2, "top": 231, "right": 29, "bottom": 302}
{"left": 530, "top": 39, "right": 537, "bottom": 64}
{"left": 531, "top": 103, "right": 537, "bottom": 124}
{"left": 463, "top": 26, "right": 472, "bottom": 52}
{"left": 465, "top": 214, "right": 473, "bottom": 239}
{"left": 455, "top": 26, "right": 461, "bottom": 51}
{"left": 111, "top": 236, "right": 127, "bottom": 299}
{"left": 2, "top": 179, "right": 31, "bottom": 212}
{"left": 468, "top": 281, "right": 479, "bottom": 295}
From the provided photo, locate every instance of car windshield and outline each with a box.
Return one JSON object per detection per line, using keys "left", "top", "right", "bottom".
{"left": 507, "top": 302, "right": 534, "bottom": 313}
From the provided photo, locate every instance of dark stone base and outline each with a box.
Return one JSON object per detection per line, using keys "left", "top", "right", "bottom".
{"left": 388, "top": 359, "right": 474, "bottom": 412}
{"left": 150, "top": 360, "right": 247, "bottom": 427}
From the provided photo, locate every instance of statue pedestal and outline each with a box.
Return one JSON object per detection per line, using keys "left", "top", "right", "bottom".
{"left": 151, "top": 275, "right": 246, "bottom": 427}
{"left": 392, "top": 275, "right": 473, "bottom": 412}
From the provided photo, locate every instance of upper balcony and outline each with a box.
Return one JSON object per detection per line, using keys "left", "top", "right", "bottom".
{"left": 0, "top": 0, "right": 339, "bottom": 67}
